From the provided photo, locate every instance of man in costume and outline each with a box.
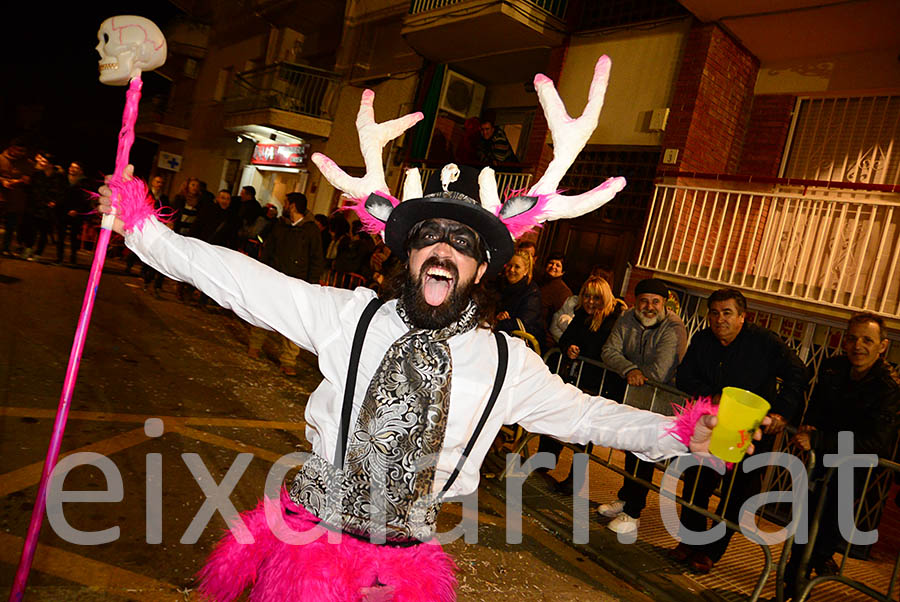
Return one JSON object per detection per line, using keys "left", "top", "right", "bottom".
{"left": 100, "top": 57, "right": 758, "bottom": 601}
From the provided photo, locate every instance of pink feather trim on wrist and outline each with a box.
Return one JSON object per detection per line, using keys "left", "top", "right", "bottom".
{"left": 98, "top": 176, "right": 167, "bottom": 233}
{"left": 665, "top": 397, "right": 717, "bottom": 448}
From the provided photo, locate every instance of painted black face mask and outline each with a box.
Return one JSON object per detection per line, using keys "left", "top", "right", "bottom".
{"left": 407, "top": 219, "right": 486, "bottom": 262}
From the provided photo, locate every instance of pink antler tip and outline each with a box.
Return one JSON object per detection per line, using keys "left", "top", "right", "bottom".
{"left": 594, "top": 56, "right": 611, "bottom": 73}
{"left": 311, "top": 154, "right": 335, "bottom": 168}
{"left": 534, "top": 73, "right": 552, "bottom": 86}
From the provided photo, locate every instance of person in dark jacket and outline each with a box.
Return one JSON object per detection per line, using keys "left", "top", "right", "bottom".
{"left": 333, "top": 220, "right": 375, "bottom": 279}
{"left": 238, "top": 186, "right": 263, "bottom": 231}
{"left": 55, "top": 161, "right": 92, "bottom": 264}
{"left": 783, "top": 313, "right": 900, "bottom": 597}
{"left": 558, "top": 276, "right": 627, "bottom": 396}
{"left": 139, "top": 176, "right": 170, "bottom": 296}
{"left": 186, "top": 190, "right": 241, "bottom": 308}
{"left": 539, "top": 253, "right": 573, "bottom": 350}
{"left": 671, "top": 288, "right": 808, "bottom": 574}
{"left": 171, "top": 177, "right": 204, "bottom": 236}
{"left": 538, "top": 275, "right": 627, "bottom": 494}
{"left": 27, "top": 151, "right": 65, "bottom": 260}
{"left": 495, "top": 251, "right": 543, "bottom": 345}
{"left": 0, "top": 138, "right": 31, "bottom": 256}
{"left": 190, "top": 189, "right": 242, "bottom": 249}
{"left": 249, "top": 192, "right": 324, "bottom": 375}
{"left": 314, "top": 213, "right": 331, "bottom": 258}
{"left": 171, "top": 177, "right": 206, "bottom": 303}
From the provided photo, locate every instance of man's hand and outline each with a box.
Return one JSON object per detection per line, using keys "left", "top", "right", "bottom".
{"left": 96, "top": 165, "right": 133, "bottom": 235}
{"left": 566, "top": 344, "right": 580, "bottom": 360}
{"left": 763, "top": 413, "right": 787, "bottom": 435}
{"left": 626, "top": 368, "right": 647, "bottom": 386}
{"left": 688, "top": 415, "right": 771, "bottom": 455}
{"left": 496, "top": 311, "right": 510, "bottom": 321}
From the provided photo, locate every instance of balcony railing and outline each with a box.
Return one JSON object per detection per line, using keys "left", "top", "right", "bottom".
{"left": 409, "top": 0, "right": 568, "bottom": 20}
{"left": 637, "top": 176, "right": 900, "bottom": 317}
{"left": 224, "top": 62, "right": 341, "bottom": 120}
{"left": 135, "top": 95, "right": 192, "bottom": 138}
{"left": 406, "top": 167, "right": 533, "bottom": 200}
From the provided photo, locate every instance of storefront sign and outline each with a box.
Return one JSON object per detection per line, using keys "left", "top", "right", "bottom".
{"left": 251, "top": 143, "right": 309, "bottom": 168}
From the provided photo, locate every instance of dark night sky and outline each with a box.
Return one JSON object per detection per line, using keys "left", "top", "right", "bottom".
{"left": 1, "top": 2, "right": 183, "bottom": 178}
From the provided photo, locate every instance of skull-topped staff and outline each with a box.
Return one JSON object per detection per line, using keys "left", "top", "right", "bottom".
{"left": 9, "top": 17, "right": 166, "bottom": 601}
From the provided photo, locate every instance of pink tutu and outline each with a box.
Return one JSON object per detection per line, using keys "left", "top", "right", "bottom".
{"left": 196, "top": 489, "right": 457, "bottom": 601}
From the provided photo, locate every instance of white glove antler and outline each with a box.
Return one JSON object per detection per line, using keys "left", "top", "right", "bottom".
{"left": 312, "top": 89, "right": 423, "bottom": 200}
{"left": 526, "top": 56, "right": 626, "bottom": 220}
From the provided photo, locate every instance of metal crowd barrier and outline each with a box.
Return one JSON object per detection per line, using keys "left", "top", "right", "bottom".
{"left": 500, "top": 348, "right": 822, "bottom": 602}
{"left": 777, "top": 457, "right": 900, "bottom": 602}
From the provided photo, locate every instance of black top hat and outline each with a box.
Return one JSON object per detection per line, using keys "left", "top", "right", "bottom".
{"left": 380, "top": 164, "right": 514, "bottom": 277}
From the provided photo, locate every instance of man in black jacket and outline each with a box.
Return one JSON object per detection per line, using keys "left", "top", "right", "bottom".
{"left": 56, "top": 161, "right": 92, "bottom": 264}
{"left": 784, "top": 312, "right": 900, "bottom": 597}
{"left": 671, "top": 288, "right": 808, "bottom": 573}
{"left": 190, "top": 190, "right": 242, "bottom": 249}
{"left": 249, "top": 192, "right": 324, "bottom": 375}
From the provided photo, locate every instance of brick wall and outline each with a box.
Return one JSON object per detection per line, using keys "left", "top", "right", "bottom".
{"left": 524, "top": 44, "right": 568, "bottom": 171}
{"left": 661, "top": 23, "right": 759, "bottom": 173}
{"left": 739, "top": 94, "right": 796, "bottom": 176}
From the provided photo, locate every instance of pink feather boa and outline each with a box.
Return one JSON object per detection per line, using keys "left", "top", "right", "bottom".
{"left": 196, "top": 489, "right": 457, "bottom": 602}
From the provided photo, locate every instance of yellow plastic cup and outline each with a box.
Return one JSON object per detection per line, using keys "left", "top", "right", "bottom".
{"left": 708, "top": 387, "right": 770, "bottom": 463}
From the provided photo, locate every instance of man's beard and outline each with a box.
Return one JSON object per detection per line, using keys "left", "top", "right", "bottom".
{"left": 401, "top": 258, "right": 476, "bottom": 330}
{"left": 636, "top": 310, "right": 664, "bottom": 328}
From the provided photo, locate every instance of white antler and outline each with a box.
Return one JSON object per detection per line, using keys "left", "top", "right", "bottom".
{"left": 479, "top": 167, "right": 501, "bottom": 214}
{"left": 527, "top": 56, "right": 626, "bottom": 220}
{"left": 401, "top": 167, "right": 423, "bottom": 202}
{"left": 312, "top": 89, "right": 423, "bottom": 199}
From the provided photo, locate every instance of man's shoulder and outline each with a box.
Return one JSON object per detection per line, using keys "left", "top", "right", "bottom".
{"left": 870, "top": 359, "right": 900, "bottom": 395}
{"left": 688, "top": 326, "right": 716, "bottom": 344}
{"left": 663, "top": 309, "right": 686, "bottom": 328}
{"left": 741, "top": 322, "right": 785, "bottom": 346}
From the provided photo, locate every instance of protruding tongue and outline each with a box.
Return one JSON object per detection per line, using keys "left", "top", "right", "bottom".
{"left": 423, "top": 276, "right": 451, "bottom": 306}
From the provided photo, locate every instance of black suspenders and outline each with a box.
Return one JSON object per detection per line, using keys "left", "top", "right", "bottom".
{"left": 334, "top": 296, "right": 509, "bottom": 497}
{"left": 334, "top": 297, "right": 384, "bottom": 466}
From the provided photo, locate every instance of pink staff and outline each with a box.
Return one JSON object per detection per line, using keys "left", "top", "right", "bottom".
{"left": 9, "top": 16, "right": 167, "bottom": 601}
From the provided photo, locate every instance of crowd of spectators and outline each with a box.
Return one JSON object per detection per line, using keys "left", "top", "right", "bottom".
{"left": 0, "top": 138, "right": 94, "bottom": 264}
{"left": 530, "top": 270, "right": 898, "bottom": 598}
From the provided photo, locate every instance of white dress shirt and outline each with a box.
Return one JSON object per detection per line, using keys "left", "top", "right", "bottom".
{"left": 125, "top": 218, "right": 688, "bottom": 497}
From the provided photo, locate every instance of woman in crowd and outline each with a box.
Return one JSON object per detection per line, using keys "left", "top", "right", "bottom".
{"left": 558, "top": 276, "right": 626, "bottom": 392}
{"left": 495, "top": 250, "right": 543, "bottom": 348}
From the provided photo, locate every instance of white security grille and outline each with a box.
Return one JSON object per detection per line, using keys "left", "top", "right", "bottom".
{"left": 781, "top": 95, "right": 900, "bottom": 185}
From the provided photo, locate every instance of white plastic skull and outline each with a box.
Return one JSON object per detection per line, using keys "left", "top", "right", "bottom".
{"left": 96, "top": 16, "right": 167, "bottom": 85}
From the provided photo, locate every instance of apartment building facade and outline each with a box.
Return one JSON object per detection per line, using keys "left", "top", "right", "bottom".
{"left": 138, "top": 0, "right": 900, "bottom": 368}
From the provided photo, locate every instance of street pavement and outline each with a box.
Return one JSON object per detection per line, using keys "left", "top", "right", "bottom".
{"left": 0, "top": 251, "right": 657, "bottom": 601}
